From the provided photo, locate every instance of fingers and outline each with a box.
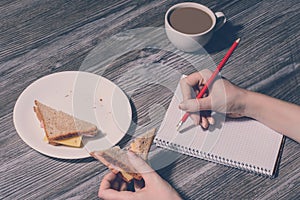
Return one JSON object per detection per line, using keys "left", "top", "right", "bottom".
{"left": 119, "top": 181, "right": 128, "bottom": 191}
{"left": 180, "top": 77, "right": 194, "bottom": 101}
{"left": 184, "top": 71, "right": 212, "bottom": 87}
{"left": 182, "top": 70, "right": 213, "bottom": 87}
{"left": 134, "top": 179, "right": 145, "bottom": 191}
{"left": 180, "top": 71, "right": 215, "bottom": 129}
{"left": 180, "top": 72, "right": 206, "bottom": 101}
{"left": 200, "top": 115, "right": 209, "bottom": 129}
{"left": 98, "top": 189, "right": 133, "bottom": 200}
{"left": 179, "top": 103, "right": 215, "bottom": 129}
{"left": 99, "top": 172, "right": 132, "bottom": 200}
{"left": 100, "top": 172, "right": 128, "bottom": 190}
{"left": 100, "top": 172, "right": 118, "bottom": 191}
{"left": 207, "top": 116, "right": 215, "bottom": 125}
{"left": 179, "top": 98, "right": 212, "bottom": 112}
{"left": 180, "top": 70, "right": 214, "bottom": 114}
{"left": 179, "top": 99, "right": 199, "bottom": 112}
{"left": 189, "top": 112, "right": 201, "bottom": 125}
{"left": 127, "top": 151, "right": 158, "bottom": 183}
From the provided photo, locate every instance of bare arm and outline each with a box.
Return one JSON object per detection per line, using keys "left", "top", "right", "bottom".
{"left": 179, "top": 70, "right": 300, "bottom": 143}
{"left": 242, "top": 91, "right": 300, "bottom": 143}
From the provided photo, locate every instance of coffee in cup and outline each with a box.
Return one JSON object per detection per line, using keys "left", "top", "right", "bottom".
{"left": 165, "top": 3, "right": 226, "bottom": 52}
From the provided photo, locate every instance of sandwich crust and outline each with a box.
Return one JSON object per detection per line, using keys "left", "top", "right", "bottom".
{"left": 90, "top": 146, "right": 142, "bottom": 182}
{"left": 34, "top": 100, "right": 97, "bottom": 142}
{"left": 129, "top": 128, "right": 155, "bottom": 160}
{"left": 91, "top": 128, "right": 156, "bottom": 182}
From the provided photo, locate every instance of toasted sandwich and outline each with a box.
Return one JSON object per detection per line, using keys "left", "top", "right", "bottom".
{"left": 91, "top": 146, "right": 143, "bottom": 182}
{"left": 33, "top": 100, "right": 97, "bottom": 147}
{"left": 90, "top": 128, "right": 155, "bottom": 182}
{"left": 128, "top": 128, "right": 155, "bottom": 160}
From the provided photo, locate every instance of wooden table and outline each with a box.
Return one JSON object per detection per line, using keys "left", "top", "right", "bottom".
{"left": 1, "top": 0, "right": 299, "bottom": 199}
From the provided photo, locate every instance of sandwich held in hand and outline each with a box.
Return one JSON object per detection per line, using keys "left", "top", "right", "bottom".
{"left": 91, "top": 128, "right": 156, "bottom": 182}
{"left": 33, "top": 100, "right": 98, "bottom": 147}
{"left": 128, "top": 128, "right": 155, "bottom": 160}
{"left": 91, "top": 146, "right": 143, "bottom": 182}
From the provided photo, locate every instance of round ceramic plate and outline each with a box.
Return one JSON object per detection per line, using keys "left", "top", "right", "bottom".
{"left": 13, "top": 71, "right": 132, "bottom": 159}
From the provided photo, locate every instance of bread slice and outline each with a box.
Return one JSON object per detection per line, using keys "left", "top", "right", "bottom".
{"left": 33, "top": 100, "right": 97, "bottom": 143}
{"left": 91, "top": 128, "right": 156, "bottom": 182}
{"left": 90, "top": 146, "right": 142, "bottom": 182}
{"left": 128, "top": 128, "right": 155, "bottom": 160}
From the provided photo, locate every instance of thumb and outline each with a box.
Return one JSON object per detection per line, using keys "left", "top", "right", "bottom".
{"left": 127, "top": 151, "right": 158, "bottom": 183}
{"left": 179, "top": 97, "right": 212, "bottom": 112}
{"left": 99, "top": 189, "right": 133, "bottom": 200}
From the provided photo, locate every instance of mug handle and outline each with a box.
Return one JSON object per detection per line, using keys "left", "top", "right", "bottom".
{"left": 214, "top": 12, "right": 227, "bottom": 31}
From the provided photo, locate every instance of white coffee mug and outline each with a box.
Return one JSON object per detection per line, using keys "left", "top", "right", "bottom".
{"left": 165, "top": 2, "right": 226, "bottom": 52}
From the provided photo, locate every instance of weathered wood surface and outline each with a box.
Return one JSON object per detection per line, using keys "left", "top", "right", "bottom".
{"left": 1, "top": 0, "right": 299, "bottom": 199}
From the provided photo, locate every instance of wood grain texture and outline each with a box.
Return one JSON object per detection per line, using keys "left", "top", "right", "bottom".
{"left": 1, "top": 0, "right": 299, "bottom": 199}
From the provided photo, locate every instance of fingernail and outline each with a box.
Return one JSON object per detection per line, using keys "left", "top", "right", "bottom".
{"left": 200, "top": 122, "right": 209, "bottom": 130}
{"left": 208, "top": 117, "right": 215, "bottom": 125}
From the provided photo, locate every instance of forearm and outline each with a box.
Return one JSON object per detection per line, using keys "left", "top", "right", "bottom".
{"left": 242, "top": 90, "right": 300, "bottom": 143}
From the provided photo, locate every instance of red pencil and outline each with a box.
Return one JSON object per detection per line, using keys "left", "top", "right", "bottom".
{"left": 176, "top": 38, "right": 241, "bottom": 131}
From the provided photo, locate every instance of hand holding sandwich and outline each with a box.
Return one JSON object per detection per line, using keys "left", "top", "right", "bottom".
{"left": 98, "top": 151, "right": 182, "bottom": 200}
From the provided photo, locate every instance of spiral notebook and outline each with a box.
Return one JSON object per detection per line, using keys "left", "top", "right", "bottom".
{"left": 154, "top": 77, "right": 284, "bottom": 177}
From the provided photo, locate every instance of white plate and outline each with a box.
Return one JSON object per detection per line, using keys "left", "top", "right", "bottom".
{"left": 13, "top": 71, "right": 132, "bottom": 159}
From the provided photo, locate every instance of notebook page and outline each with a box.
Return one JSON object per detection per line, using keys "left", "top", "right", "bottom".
{"left": 155, "top": 76, "right": 283, "bottom": 174}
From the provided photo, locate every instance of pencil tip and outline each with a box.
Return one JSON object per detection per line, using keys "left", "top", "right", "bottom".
{"left": 236, "top": 38, "right": 241, "bottom": 43}
{"left": 176, "top": 121, "right": 183, "bottom": 131}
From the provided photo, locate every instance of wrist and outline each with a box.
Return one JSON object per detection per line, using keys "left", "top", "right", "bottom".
{"left": 235, "top": 88, "right": 254, "bottom": 118}
{"left": 242, "top": 90, "right": 263, "bottom": 120}
{"left": 230, "top": 87, "right": 249, "bottom": 117}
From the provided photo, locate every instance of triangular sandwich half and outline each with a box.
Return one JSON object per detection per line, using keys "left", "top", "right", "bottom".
{"left": 33, "top": 100, "right": 97, "bottom": 146}
{"left": 90, "top": 128, "right": 155, "bottom": 182}
{"left": 90, "top": 146, "right": 143, "bottom": 182}
{"left": 128, "top": 128, "right": 155, "bottom": 160}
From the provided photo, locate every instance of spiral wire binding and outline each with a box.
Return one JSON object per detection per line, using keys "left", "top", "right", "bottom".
{"left": 154, "top": 138, "right": 272, "bottom": 177}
